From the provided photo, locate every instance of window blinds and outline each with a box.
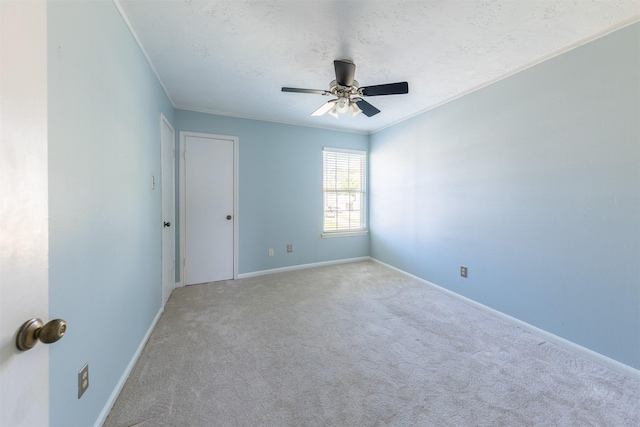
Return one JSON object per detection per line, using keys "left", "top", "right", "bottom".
{"left": 323, "top": 148, "right": 366, "bottom": 233}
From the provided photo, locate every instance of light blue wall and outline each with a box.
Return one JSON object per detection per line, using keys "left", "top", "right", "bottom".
{"left": 174, "top": 110, "right": 369, "bottom": 275}
{"left": 44, "top": 3, "right": 638, "bottom": 425}
{"left": 370, "top": 23, "right": 640, "bottom": 369}
{"left": 48, "top": 1, "right": 174, "bottom": 426}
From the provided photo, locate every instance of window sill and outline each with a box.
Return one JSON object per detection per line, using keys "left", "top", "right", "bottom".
{"left": 321, "top": 230, "right": 369, "bottom": 238}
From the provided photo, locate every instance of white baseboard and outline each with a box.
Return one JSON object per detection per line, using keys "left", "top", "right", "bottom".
{"left": 94, "top": 307, "right": 164, "bottom": 427}
{"left": 237, "top": 256, "right": 371, "bottom": 279}
{"left": 371, "top": 258, "right": 640, "bottom": 381}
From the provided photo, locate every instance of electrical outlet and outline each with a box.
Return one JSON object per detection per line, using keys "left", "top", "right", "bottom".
{"left": 78, "top": 363, "right": 89, "bottom": 399}
{"left": 287, "top": 244, "right": 292, "bottom": 253}
{"left": 460, "top": 266, "right": 468, "bottom": 278}
{"left": 268, "top": 248, "right": 274, "bottom": 256}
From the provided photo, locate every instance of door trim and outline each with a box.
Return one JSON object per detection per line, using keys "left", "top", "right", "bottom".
{"left": 179, "top": 131, "right": 239, "bottom": 285}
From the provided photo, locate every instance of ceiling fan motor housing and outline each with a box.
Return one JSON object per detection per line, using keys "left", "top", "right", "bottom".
{"left": 329, "top": 79, "right": 360, "bottom": 97}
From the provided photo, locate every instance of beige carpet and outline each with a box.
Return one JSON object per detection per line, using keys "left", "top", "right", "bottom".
{"left": 104, "top": 261, "right": 639, "bottom": 426}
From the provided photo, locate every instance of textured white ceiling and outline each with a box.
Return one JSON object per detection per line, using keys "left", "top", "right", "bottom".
{"left": 117, "top": 0, "right": 639, "bottom": 133}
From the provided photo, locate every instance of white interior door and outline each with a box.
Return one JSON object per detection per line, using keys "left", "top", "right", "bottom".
{"left": 160, "top": 114, "right": 175, "bottom": 305}
{"left": 182, "top": 134, "right": 236, "bottom": 285}
{"left": 0, "top": 1, "right": 50, "bottom": 425}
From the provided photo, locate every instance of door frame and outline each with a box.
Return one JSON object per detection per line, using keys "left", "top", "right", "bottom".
{"left": 179, "top": 131, "right": 239, "bottom": 285}
{"left": 160, "top": 113, "right": 175, "bottom": 305}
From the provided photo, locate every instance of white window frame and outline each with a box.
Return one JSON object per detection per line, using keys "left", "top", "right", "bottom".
{"left": 322, "top": 147, "right": 368, "bottom": 238}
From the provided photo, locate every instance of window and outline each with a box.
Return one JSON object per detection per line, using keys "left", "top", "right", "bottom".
{"left": 323, "top": 148, "right": 367, "bottom": 235}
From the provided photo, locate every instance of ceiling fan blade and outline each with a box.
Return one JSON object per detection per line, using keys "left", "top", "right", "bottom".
{"left": 311, "top": 99, "right": 338, "bottom": 116}
{"left": 282, "top": 87, "right": 331, "bottom": 95}
{"left": 334, "top": 60, "right": 356, "bottom": 87}
{"left": 361, "top": 82, "right": 409, "bottom": 96}
{"left": 355, "top": 99, "right": 380, "bottom": 117}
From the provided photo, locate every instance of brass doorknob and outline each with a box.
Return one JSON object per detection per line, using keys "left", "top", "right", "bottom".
{"left": 16, "top": 318, "right": 67, "bottom": 351}
{"left": 226, "top": 215, "right": 232, "bottom": 220}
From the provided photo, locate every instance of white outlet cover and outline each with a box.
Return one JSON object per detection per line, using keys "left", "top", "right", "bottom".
{"left": 78, "top": 363, "right": 89, "bottom": 399}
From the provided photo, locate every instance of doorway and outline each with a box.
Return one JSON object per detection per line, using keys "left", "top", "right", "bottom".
{"left": 179, "top": 131, "right": 238, "bottom": 285}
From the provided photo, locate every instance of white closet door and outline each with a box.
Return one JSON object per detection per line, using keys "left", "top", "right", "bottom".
{"left": 184, "top": 135, "right": 234, "bottom": 285}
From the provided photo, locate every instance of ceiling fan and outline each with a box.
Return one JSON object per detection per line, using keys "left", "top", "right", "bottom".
{"left": 282, "top": 59, "right": 409, "bottom": 118}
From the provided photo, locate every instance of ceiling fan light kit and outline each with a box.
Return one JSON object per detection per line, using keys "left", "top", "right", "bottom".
{"left": 282, "top": 59, "right": 408, "bottom": 119}
{"left": 350, "top": 102, "right": 362, "bottom": 117}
